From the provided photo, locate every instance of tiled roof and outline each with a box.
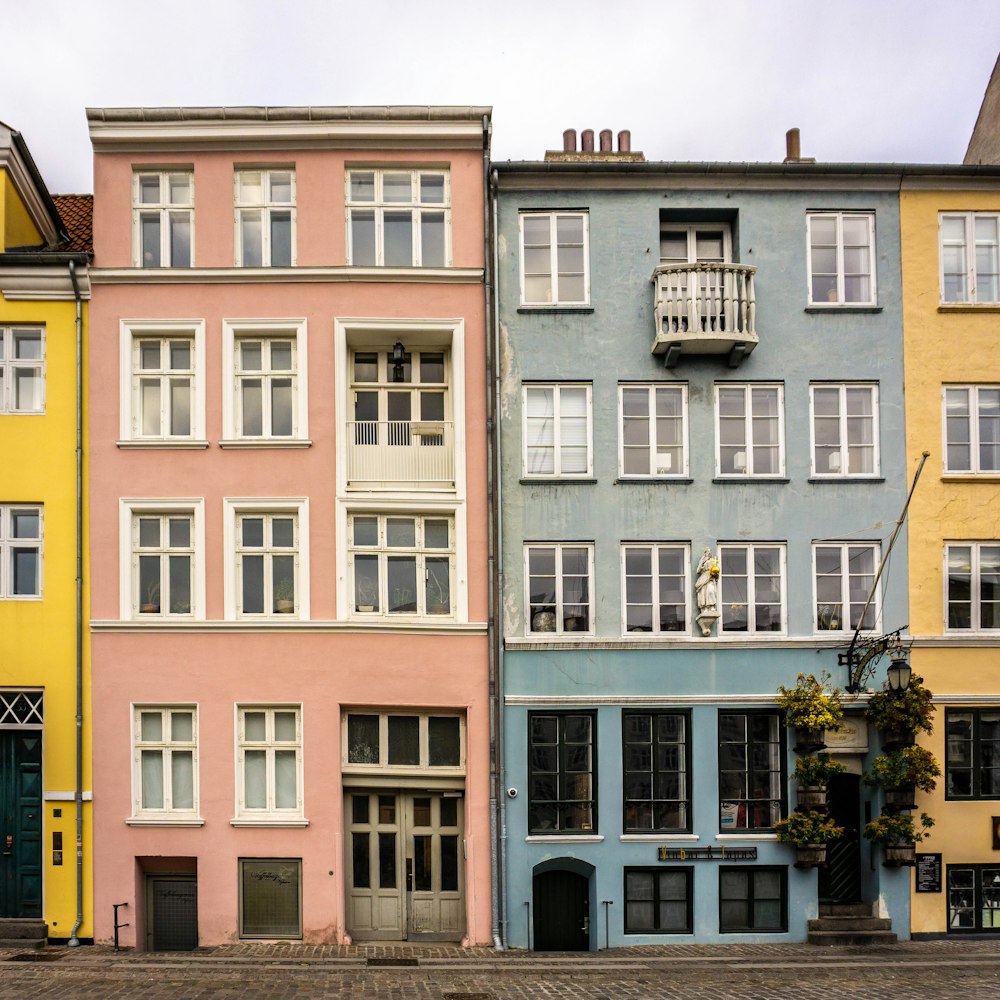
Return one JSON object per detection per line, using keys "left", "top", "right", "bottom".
{"left": 52, "top": 194, "right": 93, "bottom": 254}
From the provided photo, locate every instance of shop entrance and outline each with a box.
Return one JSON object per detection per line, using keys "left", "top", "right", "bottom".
{"left": 0, "top": 731, "right": 42, "bottom": 919}
{"left": 145, "top": 875, "right": 198, "bottom": 951}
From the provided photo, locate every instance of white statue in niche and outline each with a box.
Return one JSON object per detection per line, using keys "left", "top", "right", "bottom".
{"left": 695, "top": 548, "right": 721, "bottom": 636}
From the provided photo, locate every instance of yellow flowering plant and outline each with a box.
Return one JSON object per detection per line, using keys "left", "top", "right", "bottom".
{"left": 775, "top": 809, "right": 844, "bottom": 847}
{"left": 775, "top": 672, "right": 844, "bottom": 732}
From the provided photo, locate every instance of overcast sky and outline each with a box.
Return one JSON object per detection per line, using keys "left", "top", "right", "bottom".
{"left": 4, "top": 0, "right": 999, "bottom": 194}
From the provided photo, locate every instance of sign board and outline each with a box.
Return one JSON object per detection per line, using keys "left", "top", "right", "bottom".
{"left": 657, "top": 846, "right": 757, "bottom": 861}
{"left": 915, "top": 853, "right": 942, "bottom": 893}
{"left": 823, "top": 715, "right": 869, "bottom": 753}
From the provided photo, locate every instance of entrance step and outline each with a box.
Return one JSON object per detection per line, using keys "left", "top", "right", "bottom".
{"left": 809, "top": 904, "right": 896, "bottom": 946}
{"left": 0, "top": 919, "right": 47, "bottom": 949}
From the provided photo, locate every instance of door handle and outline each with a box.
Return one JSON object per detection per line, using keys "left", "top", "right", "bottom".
{"left": 3, "top": 834, "right": 12, "bottom": 856}
{"left": 581, "top": 915, "right": 589, "bottom": 933}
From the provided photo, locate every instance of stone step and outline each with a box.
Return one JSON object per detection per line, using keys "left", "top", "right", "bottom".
{"left": 819, "top": 902, "right": 874, "bottom": 917}
{"left": 0, "top": 938, "right": 45, "bottom": 949}
{"left": 0, "top": 919, "right": 47, "bottom": 940}
{"left": 808, "top": 916, "right": 893, "bottom": 932}
{"left": 808, "top": 929, "right": 898, "bottom": 947}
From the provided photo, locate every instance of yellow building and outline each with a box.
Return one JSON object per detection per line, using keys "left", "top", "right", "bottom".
{"left": 0, "top": 121, "right": 91, "bottom": 945}
{"left": 901, "top": 171, "right": 1000, "bottom": 937}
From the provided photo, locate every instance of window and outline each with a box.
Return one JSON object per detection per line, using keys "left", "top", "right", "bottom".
{"left": 810, "top": 383, "right": 879, "bottom": 476}
{"left": 0, "top": 327, "right": 44, "bottom": 413}
{"left": 718, "top": 712, "right": 783, "bottom": 831}
{"left": 239, "top": 859, "right": 302, "bottom": 939}
{"left": 715, "top": 384, "right": 783, "bottom": 477}
{"left": 236, "top": 707, "right": 302, "bottom": 819}
{"left": 623, "top": 712, "right": 689, "bottom": 832}
{"left": 234, "top": 169, "right": 294, "bottom": 267}
{"left": 349, "top": 514, "right": 454, "bottom": 617}
{"left": 523, "top": 384, "right": 592, "bottom": 477}
{"left": 619, "top": 384, "right": 687, "bottom": 478}
{"left": 660, "top": 224, "right": 730, "bottom": 266}
{"left": 621, "top": 544, "right": 689, "bottom": 634}
{"left": 528, "top": 712, "right": 595, "bottom": 833}
{"left": 0, "top": 505, "right": 42, "bottom": 598}
{"left": 132, "top": 706, "right": 197, "bottom": 818}
{"left": 347, "top": 168, "right": 449, "bottom": 267}
{"left": 624, "top": 868, "right": 692, "bottom": 934}
{"left": 946, "top": 543, "right": 1000, "bottom": 631}
{"left": 719, "top": 544, "right": 785, "bottom": 634}
{"left": 236, "top": 512, "right": 299, "bottom": 617}
{"left": 945, "top": 709, "right": 1000, "bottom": 799}
{"left": 133, "top": 171, "right": 192, "bottom": 267}
{"left": 813, "top": 542, "right": 880, "bottom": 632}
{"left": 719, "top": 867, "right": 787, "bottom": 932}
{"left": 343, "top": 712, "right": 464, "bottom": 769}
{"left": 948, "top": 865, "right": 1000, "bottom": 932}
{"left": 944, "top": 386, "right": 1000, "bottom": 474}
{"left": 519, "top": 212, "right": 589, "bottom": 305}
{"left": 807, "top": 212, "right": 875, "bottom": 305}
{"left": 940, "top": 213, "right": 1000, "bottom": 303}
{"left": 525, "top": 544, "right": 593, "bottom": 634}
{"left": 133, "top": 513, "right": 194, "bottom": 616}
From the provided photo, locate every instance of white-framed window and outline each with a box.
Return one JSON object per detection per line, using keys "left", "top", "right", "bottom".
{"left": 0, "top": 505, "right": 42, "bottom": 599}
{"left": 940, "top": 213, "right": 1000, "bottom": 304}
{"left": 719, "top": 543, "right": 786, "bottom": 634}
{"left": 133, "top": 170, "right": 193, "bottom": 267}
{"left": 523, "top": 383, "right": 592, "bottom": 478}
{"left": 237, "top": 512, "right": 299, "bottom": 617}
{"left": 715, "top": 383, "right": 784, "bottom": 477}
{"left": 519, "top": 212, "right": 590, "bottom": 306}
{"left": 132, "top": 706, "right": 198, "bottom": 820}
{"left": 222, "top": 320, "right": 308, "bottom": 444}
{"left": 946, "top": 543, "right": 1000, "bottom": 631}
{"left": 807, "top": 212, "right": 876, "bottom": 306}
{"left": 621, "top": 544, "right": 689, "bottom": 634}
{"left": 347, "top": 168, "right": 450, "bottom": 267}
{"left": 234, "top": 169, "right": 295, "bottom": 267}
{"left": 343, "top": 711, "right": 465, "bottom": 770}
{"left": 348, "top": 513, "right": 454, "bottom": 617}
{"left": 236, "top": 705, "right": 303, "bottom": 820}
{"left": 660, "top": 223, "right": 732, "bottom": 266}
{"left": 619, "top": 384, "right": 688, "bottom": 478}
{"left": 813, "top": 542, "right": 880, "bottom": 633}
{"left": 810, "top": 383, "right": 879, "bottom": 477}
{"left": 944, "top": 385, "right": 1000, "bottom": 474}
{"left": 0, "top": 327, "right": 44, "bottom": 413}
{"left": 351, "top": 346, "right": 448, "bottom": 441}
{"left": 525, "top": 543, "right": 594, "bottom": 635}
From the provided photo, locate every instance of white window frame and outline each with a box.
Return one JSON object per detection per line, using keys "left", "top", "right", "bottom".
{"left": 132, "top": 170, "right": 194, "bottom": 268}
{"left": 618, "top": 383, "right": 689, "bottom": 478}
{"left": 940, "top": 212, "right": 1000, "bottom": 304}
{"left": 944, "top": 542, "right": 1000, "bottom": 632}
{"left": 659, "top": 223, "right": 732, "bottom": 264}
{"left": 714, "top": 383, "right": 785, "bottom": 478}
{"left": 129, "top": 705, "right": 200, "bottom": 824}
{"left": 0, "top": 327, "right": 45, "bottom": 414}
{"left": 119, "top": 321, "right": 206, "bottom": 445}
{"left": 522, "top": 383, "right": 593, "bottom": 478}
{"left": 519, "top": 211, "right": 590, "bottom": 306}
{"left": 234, "top": 704, "right": 305, "bottom": 825}
{"left": 234, "top": 168, "right": 296, "bottom": 267}
{"left": 221, "top": 320, "right": 308, "bottom": 445}
{"left": 812, "top": 542, "right": 881, "bottom": 635}
{"left": 223, "top": 498, "right": 310, "bottom": 621}
{"left": 346, "top": 167, "right": 451, "bottom": 267}
{"left": 620, "top": 543, "right": 690, "bottom": 636}
{"left": 943, "top": 385, "right": 1000, "bottom": 474}
{"left": 718, "top": 543, "right": 787, "bottom": 636}
{"left": 524, "top": 543, "right": 595, "bottom": 636}
{"left": 806, "top": 211, "right": 876, "bottom": 306}
{"left": 119, "top": 499, "right": 206, "bottom": 620}
{"left": 0, "top": 504, "right": 42, "bottom": 600}
{"left": 341, "top": 711, "right": 466, "bottom": 774}
{"left": 809, "top": 382, "right": 880, "bottom": 478}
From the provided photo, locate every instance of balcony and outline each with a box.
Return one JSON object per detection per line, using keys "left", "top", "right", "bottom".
{"left": 652, "top": 263, "right": 758, "bottom": 367}
{"left": 346, "top": 420, "right": 455, "bottom": 490}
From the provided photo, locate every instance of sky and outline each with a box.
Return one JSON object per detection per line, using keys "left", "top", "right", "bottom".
{"left": 4, "top": 0, "right": 999, "bottom": 194}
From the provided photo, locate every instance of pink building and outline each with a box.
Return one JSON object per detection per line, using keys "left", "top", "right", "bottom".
{"left": 87, "top": 107, "right": 493, "bottom": 947}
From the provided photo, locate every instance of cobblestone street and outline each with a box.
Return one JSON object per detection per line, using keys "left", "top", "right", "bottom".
{"left": 1, "top": 941, "right": 998, "bottom": 999}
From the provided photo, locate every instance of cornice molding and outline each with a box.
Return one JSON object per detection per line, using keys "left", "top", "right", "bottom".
{"left": 1, "top": 265, "right": 91, "bottom": 300}
{"left": 90, "top": 266, "right": 483, "bottom": 285}
{"left": 90, "top": 618, "right": 487, "bottom": 635}
{"left": 0, "top": 137, "right": 61, "bottom": 245}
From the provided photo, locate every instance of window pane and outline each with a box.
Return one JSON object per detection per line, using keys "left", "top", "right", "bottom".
{"left": 242, "top": 554, "right": 265, "bottom": 613}
{"left": 270, "top": 211, "right": 292, "bottom": 266}
{"left": 13, "top": 369, "right": 42, "bottom": 411}
{"left": 139, "top": 175, "right": 161, "bottom": 204}
{"left": 429, "top": 716, "right": 460, "bottom": 766}
{"left": 383, "top": 173, "right": 411, "bottom": 202}
{"left": 141, "top": 213, "right": 161, "bottom": 267}
{"left": 241, "top": 517, "right": 264, "bottom": 547}
{"left": 244, "top": 712, "right": 266, "bottom": 741}
{"left": 274, "top": 750, "right": 297, "bottom": 808}
{"left": 421, "top": 211, "right": 445, "bottom": 266}
{"left": 140, "top": 379, "right": 161, "bottom": 436}
{"left": 171, "top": 711, "right": 193, "bottom": 741}
{"left": 241, "top": 210, "right": 263, "bottom": 266}
{"left": 171, "top": 751, "right": 194, "bottom": 810}
{"left": 244, "top": 750, "right": 266, "bottom": 808}
{"left": 420, "top": 174, "right": 445, "bottom": 204}
{"left": 170, "top": 379, "right": 191, "bottom": 436}
{"left": 347, "top": 715, "right": 380, "bottom": 764}
{"left": 141, "top": 750, "right": 164, "bottom": 809}
{"left": 384, "top": 211, "right": 413, "bottom": 266}
{"left": 388, "top": 716, "right": 419, "bottom": 765}
{"left": 168, "top": 555, "right": 191, "bottom": 614}
{"left": 241, "top": 379, "right": 263, "bottom": 436}
{"left": 351, "top": 211, "right": 376, "bottom": 265}
{"left": 271, "top": 378, "right": 293, "bottom": 436}
{"left": 140, "top": 711, "right": 163, "bottom": 742}
{"left": 274, "top": 711, "right": 297, "bottom": 741}
{"left": 169, "top": 213, "right": 190, "bottom": 267}
{"left": 139, "top": 554, "right": 160, "bottom": 612}
{"left": 350, "top": 172, "right": 375, "bottom": 201}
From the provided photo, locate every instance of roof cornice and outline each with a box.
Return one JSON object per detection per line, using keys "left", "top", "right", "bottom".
{"left": 0, "top": 126, "right": 67, "bottom": 246}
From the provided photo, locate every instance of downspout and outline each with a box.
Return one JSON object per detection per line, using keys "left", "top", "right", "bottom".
{"left": 68, "top": 260, "right": 84, "bottom": 946}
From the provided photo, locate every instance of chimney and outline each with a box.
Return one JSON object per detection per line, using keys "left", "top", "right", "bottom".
{"left": 599, "top": 129, "right": 612, "bottom": 152}
{"left": 544, "top": 128, "right": 644, "bottom": 162}
{"left": 784, "top": 127, "right": 815, "bottom": 164}
{"left": 618, "top": 130, "right": 631, "bottom": 153}
{"left": 581, "top": 129, "right": 595, "bottom": 152}
{"left": 563, "top": 129, "right": 577, "bottom": 152}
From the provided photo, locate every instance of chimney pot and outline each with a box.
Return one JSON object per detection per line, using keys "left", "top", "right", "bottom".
{"left": 562, "top": 129, "right": 577, "bottom": 153}
{"left": 581, "top": 129, "right": 595, "bottom": 152}
{"left": 785, "top": 127, "right": 801, "bottom": 162}
{"left": 618, "top": 130, "right": 631, "bottom": 153}
{"left": 599, "top": 129, "right": 612, "bottom": 152}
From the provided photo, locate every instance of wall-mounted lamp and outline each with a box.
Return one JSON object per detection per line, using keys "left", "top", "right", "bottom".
{"left": 391, "top": 341, "right": 406, "bottom": 383}
{"left": 886, "top": 650, "right": 912, "bottom": 693}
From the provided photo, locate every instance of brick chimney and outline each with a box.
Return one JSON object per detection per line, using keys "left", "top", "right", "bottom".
{"left": 545, "top": 128, "right": 645, "bottom": 162}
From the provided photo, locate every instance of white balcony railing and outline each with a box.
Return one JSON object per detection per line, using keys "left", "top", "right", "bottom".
{"left": 346, "top": 420, "right": 455, "bottom": 488}
{"left": 652, "top": 262, "right": 758, "bottom": 365}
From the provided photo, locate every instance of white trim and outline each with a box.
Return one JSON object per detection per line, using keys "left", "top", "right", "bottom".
{"left": 525, "top": 835, "right": 604, "bottom": 844}
{"left": 129, "top": 703, "right": 200, "bottom": 821}
{"left": 617, "top": 383, "right": 689, "bottom": 479}
{"left": 91, "top": 266, "right": 484, "bottom": 284}
{"left": 522, "top": 383, "right": 593, "bottom": 479}
{"left": 0, "top": 504, "right": 44, "bottom": 600}
{"left": 131, "top": 169, "right": 194, "bottom": 268}
{"left": 505, "top": 694, "right": 788, "bottom": 706}
{"left": 0, "top": 326, "right": 45, "bottom": 415}
{"left": 806, "top": 211, "right": 877, "bottom": 307}
{"left": 524, "top": 542, "right": 595, "bottom": 636}
{"left": 117, "top": 440, "right": 210, "bottom": 450}
{"left": 504, "top": 635, "right": 850, "bottom": 650}
{"left": 808, "top": 382, "right": 881, "bottom": 478}
{"left": 811, "top": 540, "right": 882, "bottom": 637}
{"left": 715, "top": 834, "right": 778, "bottom": 842}
{"left": 619, "top": 834, "right": 700, "bottom": 842}
{"left": 43, "top": 791, "right": 93, "bottom": 801}
{"left": 939, "top": 212, "right": 1000, "bottom": 305}
{"left": 91, "top": 618, "right": 485, "bottom": 633}
{"left": 943, "top": 541, "right": 1000, "bottom": 634}
{"left": 234, "top": 703, "right": 305, "bottom": 823}
{"left": 126, "top": 817, "right": 204, "bottom": 827}
{"left": 718, "top": 542, "right": 787, "bottom": 637}
{"left": 619, "top": 542, "right": 691, "bottom": 636}
{"left": 714, "top": 382, "right": 785, "bottom": 478}
{"left": 233, "top": 168, "right": 297, "bottom": 268}
{"left": 518, "top": 210, "right": 590, "bottom": 306}
{"left": 942, "top": 384, "right": 1000, "bottom": 474}
{"left": 230, "top": 818, "right": 310, "bottom": 828}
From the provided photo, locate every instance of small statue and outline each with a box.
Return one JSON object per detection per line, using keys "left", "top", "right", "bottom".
{"left": 695, "top": 548, "right": 720, "bottom": 636}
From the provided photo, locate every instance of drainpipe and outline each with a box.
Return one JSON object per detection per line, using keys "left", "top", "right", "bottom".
{"left": 68, "top": 260, "right": 84, "bottom": 947}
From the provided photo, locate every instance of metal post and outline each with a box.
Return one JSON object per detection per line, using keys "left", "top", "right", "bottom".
{"left": 112, "top": 902, "right": 129, "bottom": 952}
{"left": 602, "top": 899, "right": 613, "bottom": 949}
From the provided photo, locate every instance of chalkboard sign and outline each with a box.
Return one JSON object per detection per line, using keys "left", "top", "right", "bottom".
{"left": 915, "top": 853, "right": 942, "bottom": 893}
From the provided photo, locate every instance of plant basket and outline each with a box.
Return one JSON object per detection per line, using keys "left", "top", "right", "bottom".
{"left": 794, "top": 844, "right": 827, "bottom": 868}
{"left": 796, "top": 787, "right": 828, "bottom": 812}
{"left": 882, "top": 729, "right": 916, "bottom": 751}
{"left": 793, "top": 728, "right": 826, "bottom": 753}
{"left": 884, "top": 786, "right": 917, "bottom": 811}
{"left": 883, "top": 843, "right": 916, "bottom": 867}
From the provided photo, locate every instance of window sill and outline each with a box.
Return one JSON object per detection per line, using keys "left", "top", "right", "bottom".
{"left": 616, "top": 477, "right": 694, "bottom": 485}
{"left": 620, "top": 833, "right": 698, "bottom": 842}
{"left": 526, "top": 834, "right": 603, "bottom": 843}
{"left": 941, "top": 474, "right": 1000, "bottom": 482}
{"left": 938, "top": 304, "right": 1000, "bottom": 313}
{"left": 804, "top": 305, "right": 882, "bottom": 314}
{"left": 716, "top": 833, "right": 778, "bottom": 841}
{"left": 712, "top": 477, "right": 790, "bottom": 484}
{"left": 126, "top": 816, "right": 205, "bottom": 827}
{"left": 219, "top": 439, "right": 312, "bottom": 449}
{"left": 519, "top": 477, "right": 597, "bottom": 485}
{"left": 230, "top": 817, "right": 309, "bottom": 828}
{"left": 517, "top": 305, "right": 594, "bottom": 314}
{"left": 524, "top": 632, "right": 596, "bottom": 641}
{"left": 117, "top": 439, "right": 210, "bottom": 450}
{"left": 808, "top": 476, "right": 885, "bottom": 483}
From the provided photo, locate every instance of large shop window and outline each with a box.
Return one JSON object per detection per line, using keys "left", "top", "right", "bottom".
{"left": 239, "top": 859, "right": 302, "bottom": 939}
{"left": 528, "top": 712, "right": 595, "bottom": 834}
{"left": 622, "top": 711, "right": 689, "bottom": 833}
{"left": 718, "top": 712, "right": 783, "bottom": 831}
{"left": 624, "top": 867, "right": 693, "bottom": 934}
{"left": 719, "top": 867, "right": 787, "bottom": 933}
{"left": 948, "top": 865, "right": 1000, "bottom": 932}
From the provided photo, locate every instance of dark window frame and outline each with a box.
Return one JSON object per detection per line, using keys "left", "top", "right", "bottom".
{"left": 623, "top": 866, "right": 693, "bottom": 934}
{"left": 718, "top": 865, "right": 788, "bottom": 933}
{"left": 622, "top": 710, "right": 691, "bottom": 833}
{"left": 238, "top": 857, "right": 302, "bottom": 940}
{"left": 717, "top": 711, "right": 785, "bottom": 832}
{"left": 945, "top": 708, "right": 1000, "bottom": 800}
{"left": 528, "top": 711, "right": 596, "bottom": 835}
{"left": 947, "top": 863, "right": 1000, "bottom": 933}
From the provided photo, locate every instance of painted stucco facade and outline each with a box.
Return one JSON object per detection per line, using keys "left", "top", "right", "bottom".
{"left": 87, "top": 108, "right": 493, "bottom": 947}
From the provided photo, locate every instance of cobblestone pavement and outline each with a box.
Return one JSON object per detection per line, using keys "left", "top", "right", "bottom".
{"left": 0, "top": 940, "right": 998, "bottom": 998}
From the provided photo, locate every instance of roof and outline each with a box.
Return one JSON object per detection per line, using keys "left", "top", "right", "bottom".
{"left": 52, "top": 195, "right": 93, "bottom": 254}
{"left": 86, "top": 105, "right": 491, "bottom": 124}
{"left": 966, "top": 53, "right": 1000, "bottom": 164}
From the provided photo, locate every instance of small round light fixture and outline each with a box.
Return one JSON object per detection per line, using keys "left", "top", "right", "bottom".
{"left": 886, "top": 655, "right": 911, "bottom": 693}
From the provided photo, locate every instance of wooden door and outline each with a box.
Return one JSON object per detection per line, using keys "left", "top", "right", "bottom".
{"left": 533, "top": 869, "right": 589, "bottom": 951}
{"left": 0, "top": 731, "right": 42, "bottom": 918}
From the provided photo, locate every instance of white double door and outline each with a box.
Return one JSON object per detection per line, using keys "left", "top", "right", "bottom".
{"left": 346, "top": 789, "right": 464, "bottom": 941}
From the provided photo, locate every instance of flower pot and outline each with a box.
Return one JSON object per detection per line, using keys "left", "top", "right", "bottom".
{"left": 793, "top": 728, "right": 827, "bottom": 753}
{"left": 275, "top": 599, "right": 295, "bottom": 614}
{"left": 532, "top": 611, "right": 556, "bottom": 632}
{"left": 794, "top": 844, "right": 827, "bottom": 868}
{"left": 795, "top": 786, "right": 828, "bottom": 812}
{"left": 884, "top": 786, "right": 917, "bottom": 811}
{"left": 140, "top": 603, "right": 159, "bottom": 614}
{"left": 357, "top": 604, "right": 374, "bottom": 613}
{"left": 881, "top": 729, "right": 916, "bottom": 751}
{"left": 883, "top": 842, "right": 916, "bottom": 867}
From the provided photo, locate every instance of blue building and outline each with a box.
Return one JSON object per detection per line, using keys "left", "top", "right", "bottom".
{"left": 493, "top": 130, "right": 913, "bottom": 948}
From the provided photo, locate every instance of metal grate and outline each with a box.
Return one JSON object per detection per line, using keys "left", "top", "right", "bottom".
{"left": 0, "top": 690, "right": 43, "bottom": 727}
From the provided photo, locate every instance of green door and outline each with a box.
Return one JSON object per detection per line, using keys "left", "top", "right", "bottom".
{"left": 0, "top": 732, "right": 43, "bottom": 918}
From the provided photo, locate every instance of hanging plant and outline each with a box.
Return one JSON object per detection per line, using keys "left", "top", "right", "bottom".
{"left": 776, "top": 672, "right": 844, "bottom": 732}
{"left": 864, "top": 675, "right": 935, "bottom": 738}
{"left": 863, "top": 810, "right": 934, "bottom": 846}
{"left": 775, "top": 809, "right": 844, "bottom": 847}
{"left": 793, "top": 753, "right": 847, "bottom": 789}
{"left": 864, "top": 746, "right": 941, "bottom": 793}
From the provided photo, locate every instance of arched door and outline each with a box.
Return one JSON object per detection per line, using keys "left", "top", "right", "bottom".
{"left": 533, "top": 869, "right": 589, "bottom": 951}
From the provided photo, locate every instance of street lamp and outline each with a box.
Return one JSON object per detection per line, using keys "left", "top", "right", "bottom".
{"left": 886, "top": 651, "right": 911, "bottom": 693}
